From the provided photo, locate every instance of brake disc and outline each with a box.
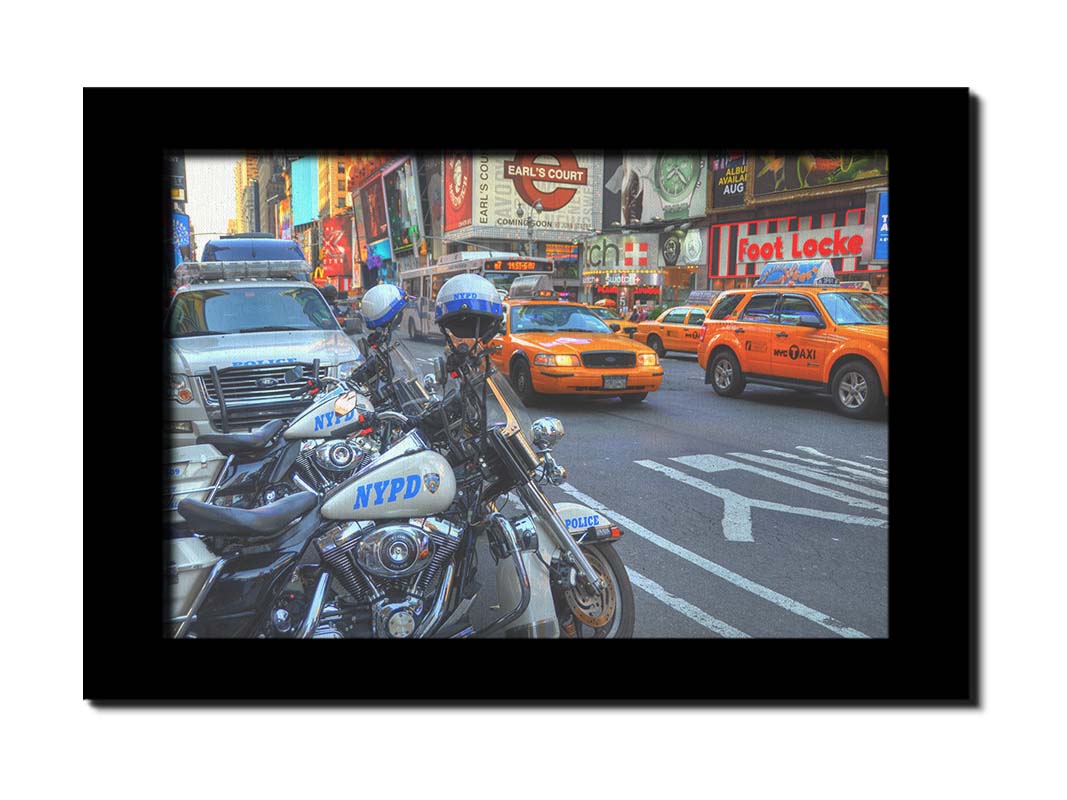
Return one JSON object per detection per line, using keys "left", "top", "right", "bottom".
{"left": 562, "top": 548, "right": 616, "bottom": 628}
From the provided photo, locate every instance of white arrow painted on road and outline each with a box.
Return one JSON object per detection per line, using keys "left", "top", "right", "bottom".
{"left": 761, "top": 449, "right": 889, "bottom": 487}
{"left": 728, "top": 452, "right": 888, "bottom": 499}
{"left": 672, "top": 454, "right": 888, "bottom": 515}
{"left": 556, "top": 482, "right": 871, "bottom": 638}
{"left": 639, "top": 460, "right": 889, "bottom": 541}
{"left": 796, "top": 446, "right": 889, "bottom": 474}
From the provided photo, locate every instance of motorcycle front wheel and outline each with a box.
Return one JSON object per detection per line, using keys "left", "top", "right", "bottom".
{"left": 559, "top": 543, "right": 635, "bottom": 638}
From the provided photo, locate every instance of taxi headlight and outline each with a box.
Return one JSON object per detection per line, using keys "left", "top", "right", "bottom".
{"left": 533, "top": 354, "right": 579, "bottom": 367}
{"left": 638, "top": 353, "right": 659, "bottom": 367}
{"left": 337, "top": 360, "right": 360, "bottom": 380}
{"left": 167, "top": 374, "right": 193, "bottom": 404}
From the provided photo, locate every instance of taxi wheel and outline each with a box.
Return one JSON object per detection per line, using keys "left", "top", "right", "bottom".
{"left": 619, "top": 393, "right": 648, "bottom": 404}
{"left": 647, "top": 335, "right": 666, "bottom": 358}
{"left": 831, "top": 360, "right": 883, "bottom": 419}
{"left": 709, "top": 350, "right": 745, "bottom": 397}
{"left": 511, "top": 359, "right": 538, "bottom": 405}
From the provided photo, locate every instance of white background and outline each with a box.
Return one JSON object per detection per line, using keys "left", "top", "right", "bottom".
{"left": 5, "top": 2, "right": 1061, "bottom": 798}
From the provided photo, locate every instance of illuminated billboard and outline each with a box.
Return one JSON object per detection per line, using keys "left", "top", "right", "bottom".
{"left": 292, "top": 156, "right": 318, "bottom": 226}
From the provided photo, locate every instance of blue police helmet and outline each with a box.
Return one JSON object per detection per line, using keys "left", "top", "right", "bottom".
{"left": 434, "top": 273, "right": 503, "bottom": 342}
{"left": 361, "top": 284, "right": 408, "bottom": 329}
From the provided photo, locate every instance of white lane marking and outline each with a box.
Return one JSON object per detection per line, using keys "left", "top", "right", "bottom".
{"left": 762, "top": 449, "right": 889, "bottom": 487}
{"left": 672, "top": 454, "right": 888, "bottom": 515}
{"left": 557, "top": 482, "right": 871, "bottom": 638}
{"left": 639, "top": 460, "right": 888, "bottom": 538}
{"left": 626, "top": 568, "right": 750, "bottom": 638}
{"left": 729, "top": 452, "right": 889, "bottom": 499}
{"left": 862, "top": 455, "right": 888, "bottom": 463}
{"left": 796, "top": 446, "right": 889, "bottom": 474}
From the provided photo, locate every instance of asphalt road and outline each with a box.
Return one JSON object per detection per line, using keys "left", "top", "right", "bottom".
{"left": 392, "top": 335, "right": 888, "bottom": 638}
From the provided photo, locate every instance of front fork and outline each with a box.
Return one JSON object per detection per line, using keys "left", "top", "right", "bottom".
{"left": 515, "top": 476, "right": 606, "bottom": 595}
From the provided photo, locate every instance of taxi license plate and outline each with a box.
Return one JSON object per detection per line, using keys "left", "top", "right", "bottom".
{"left": 602, "top": 376, "right": 627, "bottom": 389}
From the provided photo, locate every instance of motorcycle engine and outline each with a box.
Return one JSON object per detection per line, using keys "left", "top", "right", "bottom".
{"left": 315, "top": 517, "right": 462, "bottom": 638}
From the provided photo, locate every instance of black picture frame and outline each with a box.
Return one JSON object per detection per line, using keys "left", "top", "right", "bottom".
{"left": 83, "top": 87, "right": 976, "bottom": 705}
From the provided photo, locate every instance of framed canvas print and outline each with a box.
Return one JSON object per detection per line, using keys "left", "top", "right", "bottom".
{"left": 83, "top": 87, "right": 975, "bottom": 705}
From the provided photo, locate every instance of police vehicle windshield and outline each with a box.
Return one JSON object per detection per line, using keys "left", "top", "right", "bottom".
{"left": 511, "top": 304, "right": 613, "bottom": 334}
{"left": 819, "top": 292, "right": 889, "bottom": 326}
{"left": 201, "top": 239, "right": 306, "bottom": 262}
{"left": 167, "top": 286, "right": 340, "bottom": 337}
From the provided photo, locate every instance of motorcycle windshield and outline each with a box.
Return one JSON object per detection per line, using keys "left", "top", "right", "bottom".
{"left": 485, "top": 367, "right": 534, "bottom": 441}
{"left": 385, "top": 339, "right": 434, "bottom": 415}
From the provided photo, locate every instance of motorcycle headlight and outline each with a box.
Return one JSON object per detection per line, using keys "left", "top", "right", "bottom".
{"left": 337, "top": 360, "right": 360, "bottom": 380}
{"left": 638, "top": 353, "right": 659, "bottom": 367}
{"left": 166, "top": 374, "right": 193, "bottom": 404}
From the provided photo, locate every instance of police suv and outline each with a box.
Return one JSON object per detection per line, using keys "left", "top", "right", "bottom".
{"left": 165, "top": 260, "right": 363, "bottom": 447}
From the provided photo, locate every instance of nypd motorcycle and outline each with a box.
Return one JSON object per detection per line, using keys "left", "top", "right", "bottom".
{"left": 165, "top": 285, "right": 431, "bottom": 518}
{"left": 168, "top": 275, "right": 635, "bottom": 638}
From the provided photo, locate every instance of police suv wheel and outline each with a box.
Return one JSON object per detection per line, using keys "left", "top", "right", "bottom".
{"left": 709, "top": 350, "right": 745, "bottom": 397}
{"left": 831, "top": 360, "right": 883, "bottom": 419}
{"left": 647, "top": 335, "right": 666, "bottom": 358}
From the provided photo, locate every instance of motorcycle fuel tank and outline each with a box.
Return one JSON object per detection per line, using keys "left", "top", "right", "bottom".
{"left": 284, "top": 388, "right": 374, "bottom": 440}
{"left": 321, "top": 449, "right": 457, "bottom": 521}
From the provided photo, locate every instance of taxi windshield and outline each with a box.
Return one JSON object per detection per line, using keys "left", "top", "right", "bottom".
{"left": 512, "top": 304, "right": 612, "bottom": 334}
{"left": 819, "top": 292, "right": 889, "bottom": 326}
{"left": 589, "top": 306, "right": 623, "bottom": 321}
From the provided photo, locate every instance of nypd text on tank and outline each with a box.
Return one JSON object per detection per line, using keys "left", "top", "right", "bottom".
{"left": 315, "top": 409, "right": 357, "bottom": 432}
{"left": 352, "top": 474, "right": 423, "bottom": 509}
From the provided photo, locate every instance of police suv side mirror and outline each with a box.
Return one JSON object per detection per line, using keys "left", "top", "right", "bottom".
{"left": 344, "top": 318, "right": 362, "bottom": 334}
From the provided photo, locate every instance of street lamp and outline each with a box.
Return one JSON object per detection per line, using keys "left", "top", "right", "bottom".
{"left": 515, "top": 199, "right": 543, "bottom": 257}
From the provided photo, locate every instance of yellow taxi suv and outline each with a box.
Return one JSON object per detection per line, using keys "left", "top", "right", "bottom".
{"left": 696, "top": 260, "right": 888, "bottom": 418}
{"left": 489, "top": 277, "right": 663, "bottom": 404}
{"left": 632, "top": 290, "right": 721, "bottom": 357}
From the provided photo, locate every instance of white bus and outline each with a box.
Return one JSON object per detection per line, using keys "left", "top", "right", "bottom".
{"left": 400, "top": 251, "right": 555, "bottom": 340}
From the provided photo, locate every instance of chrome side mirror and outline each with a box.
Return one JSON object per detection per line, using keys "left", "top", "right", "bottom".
{"left": 531, "top": 416, "right": 565, "bottom": 449}
{"left": 423, "top": 373, "right": 437, "bottom": 392}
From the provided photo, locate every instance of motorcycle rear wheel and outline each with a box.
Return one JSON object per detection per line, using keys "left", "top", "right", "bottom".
{"left": 560, "top": 543, "right": 635, "bottom": 638}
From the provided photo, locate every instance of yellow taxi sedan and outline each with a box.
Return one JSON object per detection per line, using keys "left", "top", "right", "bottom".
{"left": 633, "top": 303, "right": 719, "bottom": 357}
{"left": 585, "top": 304, "right": 639, "bottom": 338}
{"left": 490, "top": 294, "right": 664, "bottom": 404}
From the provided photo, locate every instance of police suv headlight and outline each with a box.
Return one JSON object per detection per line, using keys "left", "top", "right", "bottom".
{"left": 534, "top": 354, "right": 579, "bottom": 367}
{"left": 337, "top": 360, "right": 360, "bottom": 380}
{"left": 167, "top": 374, "right": 193, "bottom": 404}
{"left": 638, "top": 353, "right": 659, "bottom": 367}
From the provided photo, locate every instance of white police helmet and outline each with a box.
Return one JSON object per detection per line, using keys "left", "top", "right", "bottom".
{"left": 434, "top": 273, "right": 503, "bottom": 342}
{"left": 361, "top": 283, "right": 408, "bottom": 329}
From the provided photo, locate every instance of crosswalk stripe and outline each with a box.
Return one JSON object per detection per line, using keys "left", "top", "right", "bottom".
{"left": 673, "top": 454, "right": 888, "bottom": 515}
{"left": 728, "top": 452, "right": 889, "bottom": 499}
{"left": 762, "top": 449, "right": 889, "bottom": 487}
{"left": 626, "top": 568, "right": 750, "bottom": 638}
{"left": 557, "top": 482, "right": 871, "bottom": 638}
{"left": 796, "top": 446, "right": 889, "bottom": 474}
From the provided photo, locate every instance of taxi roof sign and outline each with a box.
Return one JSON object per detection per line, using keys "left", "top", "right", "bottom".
{"left": 755, "top": 260, "right": 838, "bottom": 288}
{"left": 508, "top": 274, "right": 557, "bottom": 301}
{"left": 686, "top": 289, "right": 721, "bottom": 306}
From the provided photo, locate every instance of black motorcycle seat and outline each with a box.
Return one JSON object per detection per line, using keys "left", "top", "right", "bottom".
{"left": 196, "top": 419, "right": 287, "bottom": 455}
{"left": 177, "top": 491, "right": 318, "bottom": 538}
